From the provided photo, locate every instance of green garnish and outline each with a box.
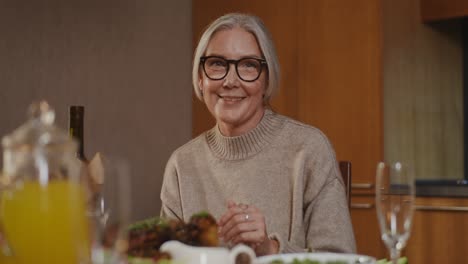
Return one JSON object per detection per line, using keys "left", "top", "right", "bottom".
{"left": 191, "top": 211, "right": 211, "bottom": 218}
{"left": 128, "top": 216, "right": 168, "bottom": 231}
{"left": 270, "top": 260, "right": 285, "bottom": 264}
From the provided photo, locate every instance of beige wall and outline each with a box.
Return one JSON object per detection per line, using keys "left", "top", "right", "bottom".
{"left": 383, "top": 0, "right": 464, "bottom": 180}
{"left": 0, "top": 1, "right": 192, "bottom": 221}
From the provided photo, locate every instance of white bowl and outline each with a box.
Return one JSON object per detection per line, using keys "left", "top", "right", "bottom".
{"left": 255, "top": 252, "right": 376, "bottom": 264}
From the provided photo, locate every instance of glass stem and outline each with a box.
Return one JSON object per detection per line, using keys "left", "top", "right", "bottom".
{"left": 390, "top": 248, "right": 401, "bottom": 264}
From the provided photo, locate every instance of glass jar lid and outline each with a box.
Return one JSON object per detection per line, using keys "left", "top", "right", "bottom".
{"left": 2, "top": 101, "right": 76, "bottom": 151}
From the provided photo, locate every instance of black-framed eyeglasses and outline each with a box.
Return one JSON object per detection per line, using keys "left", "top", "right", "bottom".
{"left": 200, "top": 56, "right": 267, "bottom": 82}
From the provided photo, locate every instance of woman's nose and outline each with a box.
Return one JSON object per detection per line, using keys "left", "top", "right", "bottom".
{"left": 223, "top": 64, "right": 240, "bottom": 88}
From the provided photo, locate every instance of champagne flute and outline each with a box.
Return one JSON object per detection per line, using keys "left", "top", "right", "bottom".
{"left": 376, "top": 162, "right": 415, "bottom": 264}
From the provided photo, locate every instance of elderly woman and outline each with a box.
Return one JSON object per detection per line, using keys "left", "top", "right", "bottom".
{"left": 160, "top": 13, "right": 356, "bottom": 255}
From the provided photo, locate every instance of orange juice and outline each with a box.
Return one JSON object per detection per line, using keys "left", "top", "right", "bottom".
{"left": 0, "top": 180, "right": 90, "bottom": 264}
{"left": 0, "top": 252, "right": 17, "bottom": 264}
{"left": 0, "top": 253, "right": 17, "bottom": 264}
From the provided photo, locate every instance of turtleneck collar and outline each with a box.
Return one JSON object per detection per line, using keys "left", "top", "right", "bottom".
{"left": 205, "top": 109, "right": 285, "bottom": 160}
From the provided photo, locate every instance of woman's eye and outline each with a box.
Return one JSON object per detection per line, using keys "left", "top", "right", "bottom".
{"left": 208, "top": 59, "right": 226, "bottom": 67}
{"left": 240, "top": 60, "right": 259, "bottom": 69}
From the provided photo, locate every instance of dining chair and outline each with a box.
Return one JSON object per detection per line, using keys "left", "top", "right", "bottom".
{"left": 339, "top": 161, "right": 352, "bottom": 207}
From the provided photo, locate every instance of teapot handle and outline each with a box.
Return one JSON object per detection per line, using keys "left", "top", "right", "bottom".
{"left": 229, "top": 244, "right": 256, "bottom": 264}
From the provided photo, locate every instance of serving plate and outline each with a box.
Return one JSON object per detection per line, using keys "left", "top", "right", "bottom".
{"left": 255, "top": 252, "right": 376, "bottom": 264}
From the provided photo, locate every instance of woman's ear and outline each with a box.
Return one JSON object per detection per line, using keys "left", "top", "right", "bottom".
{"left": 198, "top": 71, "right": 205, "bottom": 100}
{"left": 199, "top": 81, "right": 203, "bottom": 96}
{"left": 198, "top": 71, "right": 204, "bottom": 90}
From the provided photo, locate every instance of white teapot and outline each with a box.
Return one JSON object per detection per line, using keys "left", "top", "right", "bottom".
{"left": 160, "top": 240, "right": 256, "bottom": 264}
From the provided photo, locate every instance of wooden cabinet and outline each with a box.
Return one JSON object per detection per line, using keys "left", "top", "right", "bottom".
{"left": 420, "top": 0, "right": 468, "bottom": 22}
{"left": 406, "top": 197, "right": 468, "bottom": 263}
{"left": 350, "top": 196, "right": 387, "bottom": 259}
{"left": 353, "top": 196, "right": 468, "bottom": 263}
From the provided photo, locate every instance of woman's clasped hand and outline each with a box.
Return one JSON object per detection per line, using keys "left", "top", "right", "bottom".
{"left": 218, "top": 201, "right": 279, "bottom": 255}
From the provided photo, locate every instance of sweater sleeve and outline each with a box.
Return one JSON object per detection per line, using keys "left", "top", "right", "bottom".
{"left": 303, "top": 140, "right": 356, "bottom": 253}
{"left": 270, "top": 173, "right": 356, "bottom": 254}
{"left": 269, "top": 232, "right": 308, "bottom": 253}
{"left": 160, "top": 155, "right": 184, "bottom": 221}
{"left": 270, "top": 139, "right": 356, "bottom": 254}
{"left": 304, "top": 174, "right": 356, "bottom": 253}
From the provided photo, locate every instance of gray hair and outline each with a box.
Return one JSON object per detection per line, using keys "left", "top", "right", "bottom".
{"left": 192, "top": 13, "right": 280, "bottom": 105}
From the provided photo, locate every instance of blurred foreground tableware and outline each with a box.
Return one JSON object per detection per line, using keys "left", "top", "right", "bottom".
{"left": 376, "top": 162, "right": 415, "bottom": 264}
{"left": 255, "top": 252, "right": 376, "bottom": 264}
{"left": 160, "top": 240, "right": 255, "bottom": 264}
{"left": 88, "top": 155, "right": 132, "bottom": 264}
{"left": 0, "top": 101, "right": 90, "bottom": 264}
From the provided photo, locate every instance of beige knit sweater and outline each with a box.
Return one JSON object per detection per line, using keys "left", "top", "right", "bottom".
{"left": 160, "top": 109, "right": 356, "bottom": 253}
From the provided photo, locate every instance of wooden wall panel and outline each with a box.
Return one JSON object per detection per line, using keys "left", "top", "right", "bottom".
{"left": 297, "top": 0, "right": 383, "bottom": 185}
{"left": 192, "top": 0, "right": 299, "bottom": 136}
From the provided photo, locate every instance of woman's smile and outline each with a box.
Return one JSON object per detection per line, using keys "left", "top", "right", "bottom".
{"left": 218, "top": 95, "right": 246, "bottom": 103}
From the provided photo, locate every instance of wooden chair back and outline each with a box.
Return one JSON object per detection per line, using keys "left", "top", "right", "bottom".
{"left": 339, "top": 161, "right": 352, "bottom": 207}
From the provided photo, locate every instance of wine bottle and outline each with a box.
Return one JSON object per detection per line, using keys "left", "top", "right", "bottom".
{"left": 69, "top": 105, "right": 88, "bottom": 163}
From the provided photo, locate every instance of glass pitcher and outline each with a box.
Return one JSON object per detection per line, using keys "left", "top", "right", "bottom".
{"left": 0, "top": 101, "right": 90, "bottom": 264}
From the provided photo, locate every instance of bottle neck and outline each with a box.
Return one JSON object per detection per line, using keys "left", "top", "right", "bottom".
{"left": 70, "top": 124, "right": 86, "bottom": 162}
{"left": 69, "top": 106, "right": 87, "bottom": 162}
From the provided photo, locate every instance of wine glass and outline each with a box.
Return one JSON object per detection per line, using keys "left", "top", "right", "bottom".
{"left": 376, "top": 162, "right": 415, "bottom": 264}
{"left": 86, "top": 155, "right": 132, "bottom": 264}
